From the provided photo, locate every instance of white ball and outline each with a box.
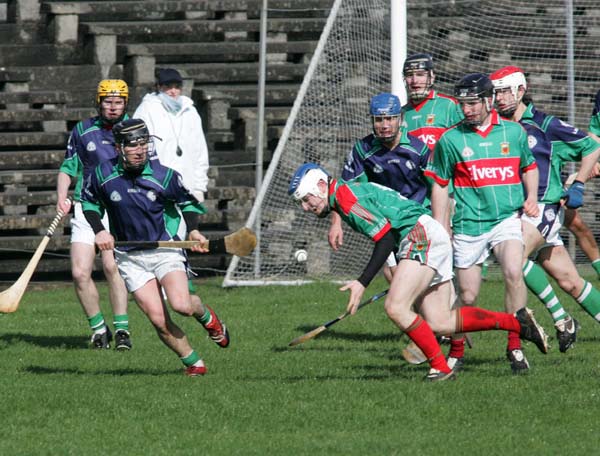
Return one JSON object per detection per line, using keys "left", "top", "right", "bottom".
{"left": 294, "top": 249, "right": 308, "bottom": 263}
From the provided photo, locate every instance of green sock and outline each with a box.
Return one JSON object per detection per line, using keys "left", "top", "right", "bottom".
{"left": 592, "top": 260, "right": 600, "bottom": 278}
{"left": 576, "top": 281, "right": 600, "bottom": 322}
{"left": 113, "top": 314, "right": 129, "bottom": 332}
{"left": 197, "top": 308, "right": 211, "bottom": 325}
{"left": 88, "top": 312, "right": 106, "bottom": 333}
{"left": 180, "top": 350, "right": 201, "bottom": 367}
{"left": 523, "top": 260, "right": 568, "bottom": 323}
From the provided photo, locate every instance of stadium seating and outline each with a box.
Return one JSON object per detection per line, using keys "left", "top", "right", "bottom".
{"left": 0, "top": 0, "right": 333, "bottom": 279}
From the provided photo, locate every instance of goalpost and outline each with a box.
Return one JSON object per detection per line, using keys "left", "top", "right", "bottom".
{"left": 225, "top": 0, "right": 600, "bottom": 286}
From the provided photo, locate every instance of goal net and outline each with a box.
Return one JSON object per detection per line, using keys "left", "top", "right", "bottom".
{"left": 225, "top": 0, "right": 600, "bottom": 286}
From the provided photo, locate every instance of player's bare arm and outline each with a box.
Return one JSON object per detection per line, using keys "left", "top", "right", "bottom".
{"left": 56, "top": 172, "right": 74, "bottom": 215}
{"left": 328, "top": 211, "right": 344, "bottom": 250}
{"left": 431, "top": 182, "right": 451, "bottom": 234}
{"left": 522, "top": 167, "right": 539, "bottom": 217}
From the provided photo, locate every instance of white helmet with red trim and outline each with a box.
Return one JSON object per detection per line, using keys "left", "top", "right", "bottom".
{"left": 490, "top": 66, "right": 527, "bottom": 98}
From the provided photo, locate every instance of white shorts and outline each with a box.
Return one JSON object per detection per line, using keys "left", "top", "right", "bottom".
{"left": 385, "top": 252, "right": 397, "bottom": 268}
{"left": 397, "top": 214, "right": 453, "bottom": 286}
{"left": 70, "top": 202, "right": 110, "bottom": 245}
{"left": 453, "top": 213, "right": 523, "bottom": 269}
{"left": 522, "top": 203, "right": 564, "bottom": 249}
{"left": 114, "top": 248, "right": 187, "bottom": 292}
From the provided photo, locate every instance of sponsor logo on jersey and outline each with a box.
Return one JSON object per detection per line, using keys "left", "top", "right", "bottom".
{"left": 86, "top": 142, "right": 97, "bottom": 152}
{"left": 101, "top": 140, "right": 112, "bottom": 145}
{"left": 110, "top": 191, "right": 122, "bottom": 202}
{"left": 454, "top": 157, "right": 521, "bottom": 187}
{"left": 411, "top": 126, "right": 445, "bottom": 149}
{"left": 426, "top": 114, "right": 435, "bottom": 125}
{"left": 405, "top": 160, "right": 415, "bottom": 170}
{"left": 461, "top": 146, "right": 474, "bottom": 158}
{"left": 528, "top": 135, "right": 537, "bottom": 149}
{"left": 500, "top": 142, "right": 510, "bottom": 155}
{"left": 146, "top": 190, "right": 157, "bottom": 202}
{"left": 373, "top": 164, "right": 384, "bottom": 174}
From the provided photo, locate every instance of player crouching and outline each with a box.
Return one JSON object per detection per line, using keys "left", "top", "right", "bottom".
{"left": 289, "top": 163, "right": 549, "bottom": 381}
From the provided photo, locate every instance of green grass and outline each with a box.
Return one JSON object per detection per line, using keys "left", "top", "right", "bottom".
{"left": 1, "top": 277, "right": 599, "bottom": 455}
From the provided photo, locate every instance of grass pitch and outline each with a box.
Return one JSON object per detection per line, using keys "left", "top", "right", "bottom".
{"left": 1, "top": 277, "right": 599, "bottom": 455}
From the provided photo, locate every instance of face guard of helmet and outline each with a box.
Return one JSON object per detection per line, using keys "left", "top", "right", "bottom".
{"left": 490, "top": 66, "right": 527, "bottom": 118}
{"left": 113, "top": 119, "right": 151, "bottom": 174}
{"left": 403, "top": 53, "right": 434, "bottom": 102}
{"left": 454, "top": 73, "right": 495, "bottom": 127}
{"left": 370, "top": 93, "right": 402, "bottom": 143}
{"left": 288, "top": 163, "right": 331, "bottom": 218}
{"left": 96, "top": 79, "right": 129, "bottom": 125}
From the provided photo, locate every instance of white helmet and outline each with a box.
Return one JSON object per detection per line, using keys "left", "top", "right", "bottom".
{"left": 288, "top": 163, "right": 329, "bottom": 202}
{"left": 490, "top": 66, "right": 527, "bottom": 99}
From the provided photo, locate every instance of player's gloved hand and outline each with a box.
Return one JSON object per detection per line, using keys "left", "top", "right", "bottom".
{"left": 563, "top": 180, "right": 585, "bottom": 209}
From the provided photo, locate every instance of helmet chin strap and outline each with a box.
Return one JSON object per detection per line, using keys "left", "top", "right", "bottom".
{"left": 317, "top": 177, "right": 332, "bottom": 218}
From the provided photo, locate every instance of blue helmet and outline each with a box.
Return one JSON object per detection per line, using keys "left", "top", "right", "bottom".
{"left": 288, "top": 163, "right": 330, "bottom": 201}
{"left": 369, "top": 93, "right": 401, "bottom": 117}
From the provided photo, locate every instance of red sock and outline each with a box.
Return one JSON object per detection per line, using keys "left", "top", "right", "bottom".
{"left": 507, "top": 331, "right": 522, "bottom": 351}
{"left": 458, "top": 307, "right": 520, "bottom": 333}
{"left": 448, "top": 337, "right": 465, "bottom": 358}
{"left": 405, "top": 315, "right": 450, "bottom": 373}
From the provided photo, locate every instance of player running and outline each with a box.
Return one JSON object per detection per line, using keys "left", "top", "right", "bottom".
{"left": 56, "top": 79, "right": 130, "bottom": 350}
{"left": 81, "top": 119, "right": 229, "bottom": 376}
{"left": 491, "top": 66, "right": 600, "bottom": 351}
{"left": 290, "top": 163, "right": 548, "bottom": 382}
{"left": 425, "top": 73, "right": 541, "bottom": 374}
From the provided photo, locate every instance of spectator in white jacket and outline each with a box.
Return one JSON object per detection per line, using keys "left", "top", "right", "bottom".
{"left": 134, "top": 68, "right": 209, "bottom": 202}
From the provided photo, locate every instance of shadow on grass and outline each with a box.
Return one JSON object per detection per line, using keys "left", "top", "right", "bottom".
{"left": 22, "top": 365, "right": 178, "bottom": 376}
{"left": 0, "top": 332, "right": 88, "bottom": 349}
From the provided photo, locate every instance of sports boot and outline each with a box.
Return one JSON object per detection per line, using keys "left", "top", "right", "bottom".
{"left": 91, "top": 327, "right": 112, "bottom": 349}
{"left": 506, "top": 348, "right": 529, "bottom": 374}
{"left": 202, "top": 306, "right": 230, "bottom": 348}
{"left": 115, "top": 329, "right": 132, "bottom": 351}
{"left": 515, "top": 307, "right": 549, "bottom": 354}
{"left": 424, "top": 368, "right": 456, "bottom": 382}
{"left": 555, "top": 316, "right": 579, "bottom": 353}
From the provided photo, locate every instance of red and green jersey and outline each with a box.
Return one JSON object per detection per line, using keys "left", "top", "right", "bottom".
{"left": 402, "top": 90, "right": 464, "bottom": 151}
{"left": 590, "top": 89, "right": 600, "bottom": 136}
{"left": 425, "top": 110, "right": 537, "bottom": 236}
{"left": 328, "top": 179, "right": 428, "bottom": 244}
{"left": 520, "top": 103, "right": 599, "bottom": 203}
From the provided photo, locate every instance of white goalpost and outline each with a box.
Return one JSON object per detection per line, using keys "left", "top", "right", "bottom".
{"left": 225, "top": 0, "right": 600, "bottom": 286}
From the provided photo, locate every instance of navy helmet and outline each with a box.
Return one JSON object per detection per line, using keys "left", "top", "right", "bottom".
{"left": 454, "top": 73, "right": 494, "bottom": 100}
{"left": 402, "top": 53, "right": 434, "bottom": 75}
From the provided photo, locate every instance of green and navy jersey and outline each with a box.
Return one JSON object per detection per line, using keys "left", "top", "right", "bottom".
{"left": 81, "top": 157, "right": 206, "bottom": 251}
{"left": 520, "top": 103, "right": 599, "bottom": 203}
{"left": 402, "top": 90, "right": 464, "bottom": 151}
{"left": 341, "top": 130, "right": 431, "bottom": 205}
{"left": 59, "top": 114, "right": 129, "bottom": 200}
{"left": 425, "top": 110, "right": 537, "bottom": 236}
{"left": 328, "top": 179, "right": 428, "bottom": 244}
{"left": 590, "top": 89, "right": 600, "bottom": 136}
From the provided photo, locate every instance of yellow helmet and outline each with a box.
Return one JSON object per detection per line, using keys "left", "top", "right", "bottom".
{"left": 96, "top": 79, "right": 129, "bottom": 104}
